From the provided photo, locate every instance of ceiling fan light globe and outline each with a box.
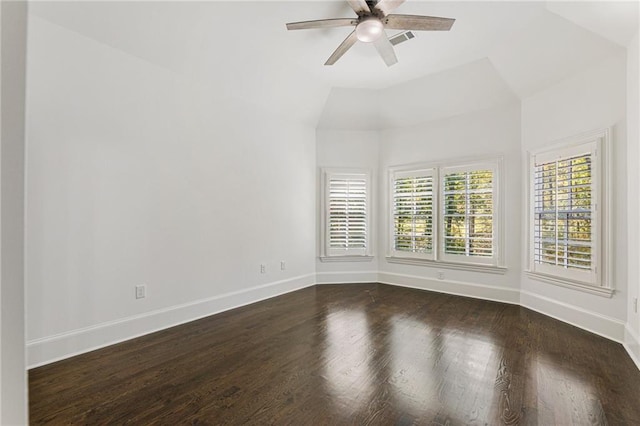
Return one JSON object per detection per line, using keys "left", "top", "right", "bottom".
{"left": 355, "top": 19, "right": 384, "bottom": 43}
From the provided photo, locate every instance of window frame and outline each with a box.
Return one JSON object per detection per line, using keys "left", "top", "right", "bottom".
{"left": 525, "top": 128, "right": 612, "bottom": 296}
{"left": 387, "top": 157, "right": 504, "bottom": 272}
{"left": 320, "top": 168, "right": 373, "bottom": 261}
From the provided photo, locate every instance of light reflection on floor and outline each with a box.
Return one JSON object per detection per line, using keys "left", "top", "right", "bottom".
{"left": 387, "top": 316, "right": 498, "bottom": 417}
{"left": 320, "top": 307, "right": 503, "bottom": 421}
{"left": 388, "top": 315, "right": 436, "bottom": 414}
{"left": 531, "top": 353, "right": 604, "bottom": 424}
{"left": 321, "top": 309, "right": 375, "bottom": 416}
{"left": 316, "top": 298, "right": 616, "bottom": 424}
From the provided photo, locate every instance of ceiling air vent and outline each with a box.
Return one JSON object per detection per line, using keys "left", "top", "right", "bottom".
{"left": 389, "top": 31, "right": 415, "bottom": 46}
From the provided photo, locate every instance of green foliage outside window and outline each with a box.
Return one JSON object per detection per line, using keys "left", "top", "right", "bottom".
{"left": 393, "top": 168, "right": 495, "bottom": 259}
{"left": 393, "top": 176, "right": 433, "bottom": 253}
{"left": 443, "top": 170, "right": 493, "bottom": 257}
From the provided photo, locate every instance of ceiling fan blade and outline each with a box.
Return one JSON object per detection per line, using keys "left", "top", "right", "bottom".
{"left": 286, "top": 18, "right": 357, "bottom": 31}
{"left": 373, "top": 0, "right": 406, "bottom": 16}
{"left": 384, "top": 14, "right": 455, "bottom": 31}
{"left": 325, "top": 30, "right": 359, "bottom": 66}
{"left": 346, "top": 0, "right": 371, "bottom": 15}
{"left": 373, "top": 32, "right": 398, "bottom": 67}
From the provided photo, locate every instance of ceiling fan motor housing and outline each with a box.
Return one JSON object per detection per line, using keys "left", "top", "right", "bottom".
{"left": 355, "top": 17, "right": 384, "bottom": 42}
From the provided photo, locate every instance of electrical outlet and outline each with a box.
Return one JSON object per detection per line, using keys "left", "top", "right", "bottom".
{"left": 260, "top": 264, "right": 266, "bottom": 274}
{"left": 437, "top": 271, "right": 445, "bottom": 280}
{"left": 634, "top": 297, "right": 638, "bottom": 313}
{"left": 135, "top": 285, "right": 146, "bottom": 299}
{"left": 280, "top": 261, "right": 286, "bottom": 271}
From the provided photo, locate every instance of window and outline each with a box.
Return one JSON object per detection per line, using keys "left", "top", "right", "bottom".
{"left": 388, "top": 158, "right": 502, "bottom": 269}
{"left": 321, "top": 169, "right": 372, "bottom": 259}
{"left": 391, "top": 169, "right": 435, "bottom": 260}
{"left": 527, "top": 129, "right": 610, "bottom": 293}
{"left": 441, "top": 166, "right": 496, "bottom": 264}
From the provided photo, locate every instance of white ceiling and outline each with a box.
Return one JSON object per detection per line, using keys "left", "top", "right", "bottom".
{"left": 29, "top": 1, "right": 639, "bottom": 129}
{"left": 318, "top": 58, "right": 519, "bottom": 129}
{"left": 547, "top": 1, "right": 640, "bottom": 46}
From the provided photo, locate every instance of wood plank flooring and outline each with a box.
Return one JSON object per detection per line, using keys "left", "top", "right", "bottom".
{"left": 29, "top": 284, "right": 640, "bottom": 425}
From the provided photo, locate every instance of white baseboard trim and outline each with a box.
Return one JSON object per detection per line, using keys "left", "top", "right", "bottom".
{"left": 378, "top": 271, "right": 520, "bottom": 305}
{"left": 624, "top": 324, "right": 640, "bottom": 370}
{"left": 28, "top": 270, "right": 638, "bottom": 372}
{"left": 519, "top": 290, "right": 626, "bottom": 343}
{"left": 27, "top": 273, "right": 316, "bottom": 369}
{"left": 315, "top": 271, "right": 378, "bottom": 284}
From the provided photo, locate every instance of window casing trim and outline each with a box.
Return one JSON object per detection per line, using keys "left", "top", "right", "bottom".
{"left": 386, "top": 256, "right": 508, "bottom": 274}
{"left": 524, "top": 271, "right": 613, "bottom": 297}
{"left": 525, "top": 127, "right": 612, "bottom": 293}
{"left": 319, "top": 255, "right": 374, "bottom": 263}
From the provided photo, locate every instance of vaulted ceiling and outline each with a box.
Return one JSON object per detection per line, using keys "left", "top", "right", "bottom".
{"left": 30, "top": 1, "right": 638, "bottom": 129}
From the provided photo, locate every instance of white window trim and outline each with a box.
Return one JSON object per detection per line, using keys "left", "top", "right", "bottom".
{"left": 525, "top": 128, "right": 613, "bottom": 297}
{"left": 387, "top": 156, "right": 505, "bottom": 273}
{"left": 319, "top": 255, "right": 374, "bottom": 263}
{"left": 386, "top": 256, "right": 508, "bottom": 274}
{"left": 320, "top": 168, "right": 373, "bottom": 261}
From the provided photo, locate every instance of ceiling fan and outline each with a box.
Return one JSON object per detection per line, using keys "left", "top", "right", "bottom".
{"left": 286, "top": 0, "right": 455, "bottom": 67}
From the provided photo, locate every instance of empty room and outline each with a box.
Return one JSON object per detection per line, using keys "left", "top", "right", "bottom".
{"left": 1, "top": 0, "right": 640, "bottom": 424}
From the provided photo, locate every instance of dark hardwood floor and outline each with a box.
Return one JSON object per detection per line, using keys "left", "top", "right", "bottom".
{"left": 29, "top": 284, "right": 640, "bottom": 425}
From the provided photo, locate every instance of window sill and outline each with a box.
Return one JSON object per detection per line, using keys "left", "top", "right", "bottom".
{"left": 319, "top": 255, "right": 374, "bottom": 263}
{"left": 386, "top": 256, "right": 507, "bottom": 275}
{"left": 524, "top": 271, "right": 613, "bottom": 298}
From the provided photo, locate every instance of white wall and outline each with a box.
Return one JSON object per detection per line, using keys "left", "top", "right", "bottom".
{"left": 316, "top": 129, "right": 379, "bottom": 283}
{"left": 520, "top": 52, "right": 628, "bottom": 340}
{"left": 1, "top": 1, "right": 28, "bottom": 423}
{"left": 26, "top": 16, "right": 317, "bottom": 366}
{"left": 626, "top": 33, "right": 640, "bottom": 365}
{"left": 378, "top": 103, "right": 522, "bottom": 303}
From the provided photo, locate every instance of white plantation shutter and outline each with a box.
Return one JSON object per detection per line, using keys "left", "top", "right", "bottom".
{"left": 391, "top": 169, "right": 435, "bottom": 259}
{"left": 324, "top": 171, "right": 370, "bottom": 257}
{"left": 388, "top": 160, "right": 502, "bottom": 267}
{"left": 531, "top": 142, "right": 599, "bottom": 284}
{"left": 441, "top": 166, "right": 496, "bottom": 263}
